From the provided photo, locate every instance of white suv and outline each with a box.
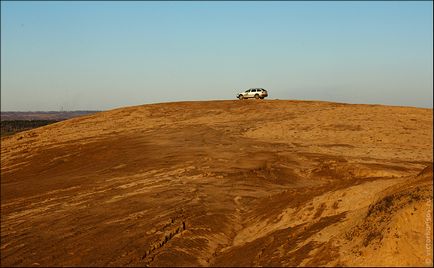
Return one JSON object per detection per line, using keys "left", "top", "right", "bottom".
{"left": 236, "top": 88, "right": 268, "bottom": 100}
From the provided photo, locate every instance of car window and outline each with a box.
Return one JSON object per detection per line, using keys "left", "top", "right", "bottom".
{"left": 252, "top": 89, "right": 256, "bottom": 92}
{"left": 245, "top": 90, "right": 250, "bottom": 93}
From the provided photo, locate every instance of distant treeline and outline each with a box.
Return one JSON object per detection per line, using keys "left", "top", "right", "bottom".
{"left": 1, "top": 120, "right": 59, "bottom": 137}
{"left": 1, "top": 110, "right": 99, "bottom": 121}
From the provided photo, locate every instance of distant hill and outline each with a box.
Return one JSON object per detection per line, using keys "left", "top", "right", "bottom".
{"left": 0, "top": 111, "right": 100, "bottom": 121}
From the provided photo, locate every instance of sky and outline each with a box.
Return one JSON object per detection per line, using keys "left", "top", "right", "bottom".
{"left": 1, "top": 1, "right": 433, "bottom": 111}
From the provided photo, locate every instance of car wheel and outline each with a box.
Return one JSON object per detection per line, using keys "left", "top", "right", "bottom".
{"left": 254, "top": 94, "right": 260, "bottom": 99}
{"left": 239, "top": 95, "right": 244, "bottom": 100}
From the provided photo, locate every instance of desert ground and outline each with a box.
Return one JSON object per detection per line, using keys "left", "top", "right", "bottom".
{"left": 1, "top": 99, "right": 433, "bottom": 267}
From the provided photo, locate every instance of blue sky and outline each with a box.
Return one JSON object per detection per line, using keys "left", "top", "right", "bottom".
{"left": 1, "top": 1, "right": 433, "bottom": 111}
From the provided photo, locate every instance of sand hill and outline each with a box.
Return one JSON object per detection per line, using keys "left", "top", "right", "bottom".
{"left": 1, "top": 100, "right": 433, "bottom": 266}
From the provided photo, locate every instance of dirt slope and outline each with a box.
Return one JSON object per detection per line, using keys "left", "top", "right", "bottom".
{"left": 1, "top": 100, "right": 432, "bottom": 267}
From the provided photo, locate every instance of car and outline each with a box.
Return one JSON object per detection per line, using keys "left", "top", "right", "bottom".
{"left": 236, "top": 88, "right": 268, "bottom": 100}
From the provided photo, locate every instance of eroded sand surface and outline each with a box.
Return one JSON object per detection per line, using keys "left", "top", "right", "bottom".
{"left": 1, "top": 100, "right": 433, "bottom": 266}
